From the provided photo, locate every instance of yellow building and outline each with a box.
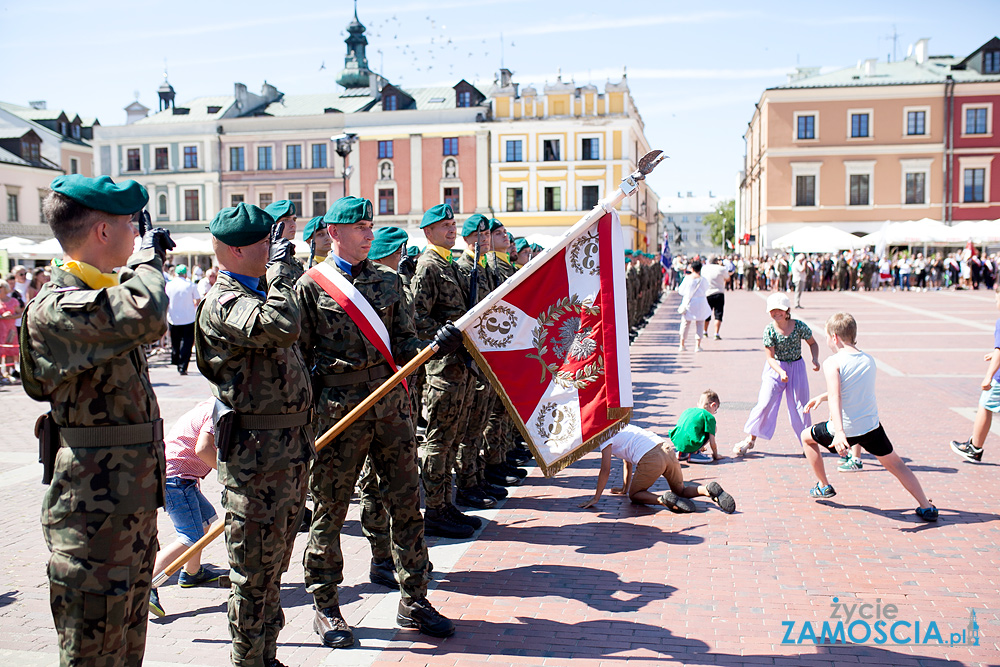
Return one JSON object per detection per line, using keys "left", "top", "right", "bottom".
{"left": 489, "top": 70, "right": 660, "bottom": 251}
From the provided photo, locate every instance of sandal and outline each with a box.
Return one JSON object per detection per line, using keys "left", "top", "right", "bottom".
{"left": 706, "top": 481, "right": 737, "bottom": 514}
{"left": 732, "top": 437, "right": 754, "bottom": 457}
{"left": 659, "top": 491, "right": 696, "bottom": 513}
{"left": 808, "top": 483, "right": 836, "bottom": 498}
{"left": 915, "top": 506, "right": 938, "bottom": 522}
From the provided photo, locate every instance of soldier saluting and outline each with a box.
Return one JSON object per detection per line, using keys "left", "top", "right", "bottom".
{"left": 21, "top": 174, "right": 174, "bottom": 666}
{"left": 296, "top": 197, "right": 460, "bottom": 648}
{"left": 195, "top": 203, "right": 313, "bottom": 667}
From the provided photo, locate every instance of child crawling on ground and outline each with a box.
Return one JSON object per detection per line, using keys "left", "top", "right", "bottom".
{"left": 579, "top": 420, "right": 736, "bottom": 514}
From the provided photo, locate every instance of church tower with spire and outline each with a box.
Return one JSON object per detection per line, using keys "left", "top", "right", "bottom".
{"left": 337, "top": 1, "right": 373, "bottom": 89}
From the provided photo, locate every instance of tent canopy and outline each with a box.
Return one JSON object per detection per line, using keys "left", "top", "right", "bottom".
{"left": 771, "top": 225, "right": 866, "bottom": 253}
{"left": 949, "top": 219, "right": 1000, "bottom": 244}
{"left": 859, "top": 218, "right": 966, "bottom": 246}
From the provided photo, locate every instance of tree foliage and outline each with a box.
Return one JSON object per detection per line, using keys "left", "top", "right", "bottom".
{"left": 704, "top": 199, "right": 735, "bottom": 248}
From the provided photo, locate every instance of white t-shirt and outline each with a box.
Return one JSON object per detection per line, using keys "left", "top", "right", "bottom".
{"left": 165, "top": 277, "right": 201, "bottom": 326}
{"left": 826, "top": 348, "right": 879, "bottom": 437}
{"left": 791, "top": 259, "right": 806, "bottom": 283}
{"left": 197, "top": 277, "right": 214, "bottom": 298}
{"left": 599, "top": 425, "right": 661, "bottom": 465}
{"left": 701, "top": 264, "right": 728, "bottom": 296}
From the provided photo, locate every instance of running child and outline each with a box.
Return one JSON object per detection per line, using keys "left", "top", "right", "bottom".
{"left": 579, "top": 424, "right": 736, "bottom": 514}
{"left": 671, "top": 389, "right": 724, "bottom": 464}
{"left": 801, "top": 312, "right": 938, "bottom": 521}
{"left": 733, "top": 293, "right": 820, "bottom": 456}
{"left": 949, "top": 287, "right": 1000, "bottom": 462}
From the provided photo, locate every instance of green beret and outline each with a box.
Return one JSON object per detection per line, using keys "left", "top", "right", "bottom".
{"left": 407, "top": 245, "right": 421, "bottom": 257}
{"left": 369, "top": 226, "right": 409, "bottom": 260}
{"left": 514, "top": 238, "right": 529, "bottom": 253}
{"left": 461, "top": 214, "right": 489, "bottom": 237}
{"left": 302, "top": 216, "right": 327, "bottom": 242}
{"left": 175, "top": 264, "right": 188, "bottom": 276}
{"left": 506, "top": 231, "right": 514, "bottom": 243}
{"left": 531, "top": 243, "right": 544, "bottom": 252}
{"left": 325, "top": 196, "right": 374, "bottom": 225}
{"left": 209, "top": 203, "right": 275, "bottom": 247}
{"left": 50, "top": 175, "right": 148, "bottom": 215}
{"left": 420, "top": 204, "right": 454, "bottom": 229}
{"left": 264, "top": 199, "right": 296, "bottom": 220}
{"left": 488, "top": 218, "right": 505, "bottom": 231}
{"left": 624, "top": 249, "right": 633, "bottom": 256}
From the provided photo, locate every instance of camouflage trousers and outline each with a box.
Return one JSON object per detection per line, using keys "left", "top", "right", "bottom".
{"left": 420, "top": 362, "right": 476, "bottom": 508}
{"left": 43, "top": 509, "right": 157, "bottom": 667}
{"left": 358, "top": 458, "right": 391, "bottom": 563}
{"left": 223, "top": 462, "right": 307, "bottom": 667}
{"left": 304, "top": 385, "right": 429, "bottom": 607}
{"left": 483, "top": 395, "right": 512, "bottom": 466}
{"left": 458, "top": 377, "right": 495, "bottom": 486}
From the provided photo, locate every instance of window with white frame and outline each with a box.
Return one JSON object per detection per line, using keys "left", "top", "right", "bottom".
{"left": 962, "top": 104, "right": 992, "bottom": 136}
{"left": 794, "top": 112, "right": 818, "bottom": 140}
{"left": 183, "top": 145, "right": 198, "bottom": 169}
{"left": 158, "top": 193, "right": 168, "bottom": 217}
{"left": 791, "top": 162, "right": 821, "bottom": 206}
{"left": 900, "top": 158, "right": 932, "bottom": 206}
{"left": 580, "top": 137, "right": 600, "bottom": 160}
{"left": 230, "top": 146, "right": 245, "bottom": 171}
{"left": 125, "top": 147, "right": 141, "bottom": 172}
{"left": 904, "top": 107, "right": 929, "bottom": 136}
{"left": 544, "top": 186, "right": 561, "bottom": 211}
{"left": 154, "top": 146, "right": 169, "bottom": 170}
{"left": 505, "top": 139, "right": 523, "bottom": 162}
{"left": 580, "top": 185, "right": 600, "bottom": 210}
{"left": 848, "top": 110, "right": 872, "bottom": 139}
{"left": 286, "top": 144, "right": 302, "bottom": 170}
{"left": 258, "top": 146, "right": 273, "bottom": 170}
{"left": 312, "top": 144, "right": 327, "bottom": 169}
{"left": 844, "top": 161, "right": 875, "bottom": 206}
{"left": 506, "top": 187, "right": 524, "bottom": 212}
{"left": 959, "top": 156, "right": 991, "bottom": 203}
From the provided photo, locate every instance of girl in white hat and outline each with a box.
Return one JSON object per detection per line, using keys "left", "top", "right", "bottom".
{"left": 732, "top": 292, "right": 820, "bottom": 456}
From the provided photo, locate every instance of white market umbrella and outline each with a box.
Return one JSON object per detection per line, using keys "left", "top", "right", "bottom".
{"left": 771, "top": 225, "right": 865, "bottom": 253}
{"left": 168, "top": 236, "right": 214, "bottom": 255}
{"left": 860, "top": 218, "right": 960, "bottom": 246}
{"left": 0, "top": 236, "right": 35, "bottom": 251}
{"left": 950, "top": 219, "right": 1000, "bottom": 244}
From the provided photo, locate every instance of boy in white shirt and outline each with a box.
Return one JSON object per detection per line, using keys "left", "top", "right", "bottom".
{"left": 801, "top": 312, "right": 938, "bottom": 521}
{"left": 578, "top": 424, "right": 736, "bottom": 514}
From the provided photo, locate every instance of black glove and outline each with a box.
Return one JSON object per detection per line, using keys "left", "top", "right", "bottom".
{"left": 139, "top": 223, "right": 176, "bottom": 260}
{"left": 431, "top": 322, "right": 463, "bottom": 357}
{"left": 266, "top": 221, "right": 295, "bottom": 267}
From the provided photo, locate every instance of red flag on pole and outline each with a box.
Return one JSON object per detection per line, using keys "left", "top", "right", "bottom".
{"left": 463, "top": 210, "right": 633, "bottom": 476}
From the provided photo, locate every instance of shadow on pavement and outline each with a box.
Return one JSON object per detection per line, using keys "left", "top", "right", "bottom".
{"left": 815, "top": 499, "right": 1000, "bottom": 527}
{"left": 438, "top": 564, "right": 677, "bottom": 613}
{"left": 476, "top": 520, "right": 705, "bottom": 554}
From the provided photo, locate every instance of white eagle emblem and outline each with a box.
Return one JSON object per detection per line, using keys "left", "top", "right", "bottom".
{"left": 554, "top": 317, "right": 596, "bottom": 362}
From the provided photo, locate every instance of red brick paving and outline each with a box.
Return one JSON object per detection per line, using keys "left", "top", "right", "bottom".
{"left": 1, "top": 288, "right": 998, "bottom": 666}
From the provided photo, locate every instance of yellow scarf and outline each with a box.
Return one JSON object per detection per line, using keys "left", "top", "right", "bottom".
{"left": 313, "top": 255, "right": 327, "bottom": 265}
{"left": 430, "top": 244, "right": 454, "bottom": 263}
{"left": 493, "top": 252, "right": 511, "bottom": 266}
{"left": 464, "top": 248, "right": 488, "bottom": 268}
{"left": 56, "top": 259, "right": 120, "bottom": 289}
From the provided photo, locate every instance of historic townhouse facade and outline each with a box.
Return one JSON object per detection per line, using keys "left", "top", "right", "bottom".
{"left": 739, "top": 37, "right": 1000, "bottom": 256}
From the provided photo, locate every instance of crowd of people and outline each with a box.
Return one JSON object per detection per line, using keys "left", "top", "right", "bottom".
{"left": 665, "top": 247, "right": 999, "bottom": 294}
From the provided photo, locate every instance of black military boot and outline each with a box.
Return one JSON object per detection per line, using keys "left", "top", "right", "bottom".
{"left": 369, "top": 558, "right": 398, "bottom": 589}
{"left": 499, "top": 461, "right": 527, "bottom": 479}
{"left": 507, "top": 449, "right": 532, "bottom": 466}
{"left": 455, "top": 485, "right": 496, "bottom": 509}
{"left": 397, "top": 597, "right": 455, "bottom": 637}
{"left": 479, "top": 479, "right": 508, "bottom": 500}
{"left": 313, "top": 603, "right": 354, "bottom": 648}
{"left": 424, "top": 507, "right": 474, "bottom": 539}
{"left": 446, "top": 503, "right": 483, "bottom": 530}
{"left": 486, "top": 463, "right": 521, "bottom": 487}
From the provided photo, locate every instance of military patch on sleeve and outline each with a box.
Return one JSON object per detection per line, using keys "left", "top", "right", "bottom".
{"left": 219, "top": 292, "right": 239, "bottom": 306}
{"left": 224, "top": 297, "right": 258, "bottom": 331}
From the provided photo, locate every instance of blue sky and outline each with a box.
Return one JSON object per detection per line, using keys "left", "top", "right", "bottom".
{"left": 0, "top": 0, "right": 995, "bottom": 206}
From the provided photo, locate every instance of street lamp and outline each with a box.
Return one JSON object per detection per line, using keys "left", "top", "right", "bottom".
{"left": 332, "top": 133, "right": 358, "bottom": 197}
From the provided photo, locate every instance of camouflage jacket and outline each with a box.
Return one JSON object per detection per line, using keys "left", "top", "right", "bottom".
{"left": 296, "top": 258, "right": 424, "bottom": 422}
{"left": 488, "top": 254, "right": 516, "bottom": 290}
{"left": 21, "top": 248, "right": 168, "bottom": 518}
{"left": 454, "top": 251, "right": 493, "bottom": 302}
{"left": 411, "top": 248, "right": 470, "bottom": 375}
{"left": 195, "top": 263, "right": 313, "bottom": 507}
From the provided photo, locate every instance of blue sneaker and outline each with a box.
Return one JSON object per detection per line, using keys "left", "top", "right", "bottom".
{"left": 688, "top": 452, "right": 713, "bottom": 464}
{"left": 178, "top": 564, "right": 227, "bottom": 588}
{"left": 148, "top": 588, "right": 165, "bottom": 618}
{"left": 915, "top": 505, "right": 939, "bottom": 522}
{"left": 809, "top": 483, "right": 836, "bottom": 499}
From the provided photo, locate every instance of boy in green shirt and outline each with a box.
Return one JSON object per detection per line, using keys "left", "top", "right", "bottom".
{"left": 670, "top": 390, "right": 723, "bottom": 464}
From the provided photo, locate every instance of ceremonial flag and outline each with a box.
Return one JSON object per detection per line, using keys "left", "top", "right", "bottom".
{"left": 462, "top": 210, "right": 633, "bottom": 476}
{"left": 660, "top": 230, "right": 672, "bottom": 271}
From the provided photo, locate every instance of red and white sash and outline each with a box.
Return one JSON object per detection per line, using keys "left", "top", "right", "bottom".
{"left": 306, "top": 262, "right": 407, "bottom": 392}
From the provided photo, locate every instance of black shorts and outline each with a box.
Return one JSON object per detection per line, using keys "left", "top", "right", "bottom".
{"left": 705, "top": 293, "right": 725, "bottom": 322}
{"left": 810, "top": 421, "right": 893, "bottom": 457}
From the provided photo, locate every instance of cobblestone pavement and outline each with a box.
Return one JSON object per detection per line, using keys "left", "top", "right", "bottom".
{"left": 1, "top": 288, "right": 998, "bottom": 666}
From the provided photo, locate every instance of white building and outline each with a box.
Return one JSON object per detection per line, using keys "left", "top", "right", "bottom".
{"left": 659, "top": 191, "right": 724, "bottom": 257}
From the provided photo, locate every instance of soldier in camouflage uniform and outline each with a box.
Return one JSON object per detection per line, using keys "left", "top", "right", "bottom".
{"left": 451, "top": 214, "right": 501, "bottom": 509}
{"left": 297, "top": 199, "right": 459, "bottom": 647}
{"left": 264, "top": 200, "right": 305, "bottom": 281}
{"left": 21, "top": 175, "right": 172, "bottom": 667}
{"left": 195, "top": 203, "right": 312, "bottom": 667}
{"left": 410, "top": 204, "right": 483, "bottom": 539}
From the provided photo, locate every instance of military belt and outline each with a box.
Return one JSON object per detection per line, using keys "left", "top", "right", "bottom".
{"left": 59, "top": 419, "right": 164, "bottom": 448}
{"left": 314, "top": 364, "right": 392, "bottom": 388}
{"left": 235, "top": 409, "right": 312, "bottom": 430}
